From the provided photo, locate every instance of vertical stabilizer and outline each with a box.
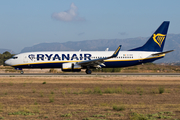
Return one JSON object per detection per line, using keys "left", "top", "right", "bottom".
{"left": 129, "top": 21, "right": 170, "bottom": 52}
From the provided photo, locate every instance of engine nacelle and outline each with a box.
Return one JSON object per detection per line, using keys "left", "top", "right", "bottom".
{"left": 62, "top": 63, "right": 81, "bottom": 72}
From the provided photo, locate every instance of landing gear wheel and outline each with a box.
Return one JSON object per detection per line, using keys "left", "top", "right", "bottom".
{"left": 85, "top": 69, "right": 92, "bottom": 74}
{"left": 20, "top": 71, "right": 24, "bottom": 74}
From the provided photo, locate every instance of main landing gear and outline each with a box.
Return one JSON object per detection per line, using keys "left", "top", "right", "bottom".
{"left": 85, "top": 69, "right": 92, "bottom": 74}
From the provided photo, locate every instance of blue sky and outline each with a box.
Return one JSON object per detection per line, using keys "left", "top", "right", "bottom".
{"left": 0, "top": 0, "right": 180, "bottom": 53}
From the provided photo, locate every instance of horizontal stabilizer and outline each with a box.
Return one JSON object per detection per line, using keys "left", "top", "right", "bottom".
{"left": 152, "top": 50, "right": 174, "bottom": 56}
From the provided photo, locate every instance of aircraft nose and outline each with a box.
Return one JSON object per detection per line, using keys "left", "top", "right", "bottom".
{"left": 5, "top": 59, "right": 11, "bottom": 66}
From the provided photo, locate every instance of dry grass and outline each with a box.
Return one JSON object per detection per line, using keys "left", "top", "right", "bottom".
{"left": 0, "top": 76, "right": 179, "bottom": 119}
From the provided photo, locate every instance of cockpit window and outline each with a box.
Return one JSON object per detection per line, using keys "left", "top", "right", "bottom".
{"left": 12, "top": 56, "right": 18, "bottom": 59}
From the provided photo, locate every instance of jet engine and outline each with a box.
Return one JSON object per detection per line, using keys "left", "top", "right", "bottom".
{"left": 62, "top": 63, "right": 81, "bottom": 72}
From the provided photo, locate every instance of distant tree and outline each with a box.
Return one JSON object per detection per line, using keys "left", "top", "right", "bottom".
{"left": 144, "top": 62, "right": 155, "bottom": 65}
{"left": 0, "top": 51, "right": 15, "bottom": 66}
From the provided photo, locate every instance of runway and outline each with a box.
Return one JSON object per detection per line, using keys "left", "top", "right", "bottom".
{"left": 0, "top": 72, "right": 180, "bottom": 77}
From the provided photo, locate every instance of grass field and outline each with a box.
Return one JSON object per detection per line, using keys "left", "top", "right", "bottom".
{"left": 0, "top": 76, "right": 180, "bottom": 120}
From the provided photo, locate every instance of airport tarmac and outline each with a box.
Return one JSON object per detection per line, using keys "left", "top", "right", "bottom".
{"left": 0, "top": 72, "right": 180, "bottom": 77}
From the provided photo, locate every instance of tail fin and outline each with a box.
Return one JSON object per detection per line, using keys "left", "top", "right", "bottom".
{"left": 129, "top": 21, "right": 170, "bottom": 52}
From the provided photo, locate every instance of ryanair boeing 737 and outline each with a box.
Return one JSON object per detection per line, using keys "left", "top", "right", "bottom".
{"left": 5, "top": 21, "right": 173, "bottom": 74}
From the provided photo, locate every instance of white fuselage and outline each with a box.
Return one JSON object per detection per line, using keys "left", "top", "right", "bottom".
{"left": 5, "top": 51, "right": 164, "bottom": 69}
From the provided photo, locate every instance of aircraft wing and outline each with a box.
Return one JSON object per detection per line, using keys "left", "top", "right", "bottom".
{"left": 77, "top": 45, "right": 122, "bottom": 67}
{"left": 151, "top": 50, "right": 174, "bottom": 56}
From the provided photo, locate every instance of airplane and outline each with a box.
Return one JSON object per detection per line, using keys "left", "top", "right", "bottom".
{"left": 5, "top": 21, "right": 173, "bottom": 74}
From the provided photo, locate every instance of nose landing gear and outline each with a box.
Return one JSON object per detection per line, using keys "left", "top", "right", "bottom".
{"left": 15, "top": 68, "right": 24, "bottom": 74}
{"left": 20, "top": 71, "right": 24, "bottom": 74}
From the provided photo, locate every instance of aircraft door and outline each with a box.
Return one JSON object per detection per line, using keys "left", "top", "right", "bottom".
{"left": 23, "top": 55, "right": 28, "bottom": 63}
{"left": 139, "top": 53, "right": 143, "bottom": 62}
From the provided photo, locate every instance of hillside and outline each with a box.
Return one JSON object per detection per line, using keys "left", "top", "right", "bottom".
{"left": 20, "top": 33, "right": 180, "bottom": 63}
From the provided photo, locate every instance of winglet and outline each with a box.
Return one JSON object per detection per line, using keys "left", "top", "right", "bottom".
{"left": 111, "top": 45, "right": 122, "bottom": 57}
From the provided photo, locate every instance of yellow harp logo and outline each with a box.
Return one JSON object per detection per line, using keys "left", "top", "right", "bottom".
{"left": 153, "top": 33, "right": 166, "bottom": 47}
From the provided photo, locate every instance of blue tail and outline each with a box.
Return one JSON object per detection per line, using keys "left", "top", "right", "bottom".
{"left": 129, "top": 21, "right": 170, "bottom": 52}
